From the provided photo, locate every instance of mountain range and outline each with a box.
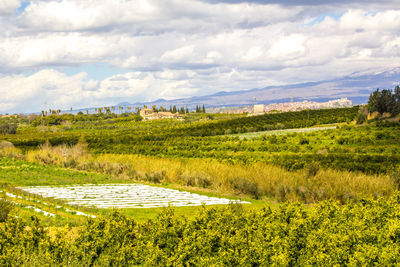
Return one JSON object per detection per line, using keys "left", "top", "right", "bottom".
{"left": 75, "top": 67, "right": 400, "bottom": 113}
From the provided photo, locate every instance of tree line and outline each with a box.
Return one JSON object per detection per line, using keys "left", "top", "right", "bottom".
{"left": 368, "top": 85, "right": 400, "bottom": 116}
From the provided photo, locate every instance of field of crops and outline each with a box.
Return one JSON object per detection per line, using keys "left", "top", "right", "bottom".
{"left": 5, "top": 107, "right": 399, "bottom": 174}
{"left": 19, "top": 184, "right": 249, "bottom": 208}
{"left": 1, "top": 107, "right": 400, "bottom": 264}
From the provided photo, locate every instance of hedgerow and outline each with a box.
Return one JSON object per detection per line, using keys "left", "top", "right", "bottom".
{"left": 2, "top": 194, "right": 400, "bottom": 265}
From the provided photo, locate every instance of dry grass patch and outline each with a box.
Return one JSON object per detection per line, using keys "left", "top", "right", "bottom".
{"left": 22, "top": 143, "right": 396, "bottom": 203}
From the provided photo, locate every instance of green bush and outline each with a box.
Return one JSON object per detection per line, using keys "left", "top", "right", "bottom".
{"left": 230, "top": 177, "right": 261, "bottom": 199}
{"left": 3, "top": 194, "right": 400, "bottom": 265}
{"left": 0, "top": 199, "right": 13, "bottom": 222}
{"left": 143, "top": 171, "right": 165, "bottom": 183}
{"left": 391, "top": 169, "right": 400, "bottom": 189}
{"left": 180, "top": 174, "right": 212, "bottom": 188}
{"left": 0, "top": 123, "right": 17, "bottom": 134}
{"left": 306, "top": 162, "right": 320, "bottom": 177}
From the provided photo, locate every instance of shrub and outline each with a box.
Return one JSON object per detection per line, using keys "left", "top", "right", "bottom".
{"left": 263, "top": 124, "right": 274, "bottom": 130}
{"left": 230, "top": 177, "right": 261, "bottom": 199}
{"left": 269, "top": 135, "right": 278, "bottom": 144}
{"left": 143, "top": 171, "right": 165, "bottom": 183}
{"left": 391, "top": 169, "right": 400, "bottom": 189}
{"left": 224, "top": 129, "right": 232, "bottom": 135}
{"left": 0, "top": 199, "right": 14, "bottom": 222}
{"left": 356, "top": 106, "right": 368, "bottom": 124}
{"left": 0, "top": 123, "right": 17, "bottom": 134}
{"left": 299, "top": 137, "right": 309, "bottom": 145}
{"left": 306, "top": 162, "right": 320, "bottom": 177}
{"left": 179, "top": 173, "right": 212, "bottom": 188}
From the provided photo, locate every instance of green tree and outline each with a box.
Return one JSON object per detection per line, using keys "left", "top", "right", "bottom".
{"left": 367, "top": 87, "right": 399, "bottom": 115}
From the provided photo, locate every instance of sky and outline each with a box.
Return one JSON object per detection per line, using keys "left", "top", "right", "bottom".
{"left": 0, "top": 0, "right": 400, "bottom": 113}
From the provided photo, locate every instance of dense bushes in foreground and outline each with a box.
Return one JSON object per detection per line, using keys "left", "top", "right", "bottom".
{"left": 2, "top": 194, "right": 400, "bottom": 265}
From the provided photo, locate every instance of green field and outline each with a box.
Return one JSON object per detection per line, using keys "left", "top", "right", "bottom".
{"left": 1, "top": 107, "right": 400, "bottom": 265}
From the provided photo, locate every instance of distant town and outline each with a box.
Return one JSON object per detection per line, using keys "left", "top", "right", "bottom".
{"left": 208, "top": 98, "right": 353, "bottom": 114}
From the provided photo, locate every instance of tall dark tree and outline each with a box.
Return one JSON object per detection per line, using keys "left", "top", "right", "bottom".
{"left": 368, "top": 86, "right": 400, "bottom": 116}
{"left": 394, "top": 85, "right": 400, "bottom": 114}
{"left": 202, "top": 104, "right": 206, "bottom": 113}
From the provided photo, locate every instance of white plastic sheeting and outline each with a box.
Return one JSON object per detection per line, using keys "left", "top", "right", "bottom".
{"left": 19, "top": 184, "right": 250, "bottom": 209}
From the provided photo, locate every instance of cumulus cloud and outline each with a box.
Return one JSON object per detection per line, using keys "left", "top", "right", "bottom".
{"left": 0, "top": 68, "right": 282, "bottom": 113}
{"left": 201, "top": 0, "right": 400, "bottom": 7}
{"left": 16, "top": 0, "right": 299, "bottom": 33}
{"left": 0, "top": 69, "right": 199, "bottom": 113}
{"left": 1, "top": 0, "right": 400, "bottom": 113}
{"left": 0, "top": 0, "right": 20, "bottom": 15}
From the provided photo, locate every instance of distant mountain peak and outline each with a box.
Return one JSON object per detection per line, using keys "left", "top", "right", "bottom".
{"left": 105, "top": 67, "right": 400, "bottom": 110}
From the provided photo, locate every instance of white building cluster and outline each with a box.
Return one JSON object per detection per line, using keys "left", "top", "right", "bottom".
{"left": 263, "top": 98, "right": 353, "bottom": 113}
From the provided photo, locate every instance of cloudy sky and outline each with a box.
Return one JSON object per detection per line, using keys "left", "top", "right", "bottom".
{"left": 0, "top": 0, "right": 400, "bottom": 113}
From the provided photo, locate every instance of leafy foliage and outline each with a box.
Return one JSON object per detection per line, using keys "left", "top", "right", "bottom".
{"left": 367, "top": 86, "right": 400, "bottom": 115}
{"left": 0, "top": 123, "right": 17, "bottom": 134}
{"left": 2, "top": 195, "right": 400, "bottom": 265}
{"left": 0, "top": 199, "right": 13, "bottom": 222}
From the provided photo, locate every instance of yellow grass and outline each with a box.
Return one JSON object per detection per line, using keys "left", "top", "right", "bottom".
{"left": 22, "top": 143, "right": 395, "bottom": 203}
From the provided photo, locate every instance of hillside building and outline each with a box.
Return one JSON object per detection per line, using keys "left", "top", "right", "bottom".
{"left": 253, "top": 104, "right": 265, "bottom": 114}
{"left": 139, "top": 109, "right": 183, "bottom": 120}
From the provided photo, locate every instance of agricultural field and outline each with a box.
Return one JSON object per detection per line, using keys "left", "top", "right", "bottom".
{"left": 1, "top": 106, "right": 400, "bottom": 265}
{"left": 0, "top": 157, "right": 251, "bottom": 226}
{"left": 19, "top": 184, "right": 249, "bottom": 209}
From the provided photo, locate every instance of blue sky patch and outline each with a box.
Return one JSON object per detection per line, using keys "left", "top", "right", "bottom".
{"left": 60, "top": 63, "right": 130, "bottom": 80}
{"left": 16, "top": 1, "right": 30, "bottom": 14}
{"left": 307, "top": 13, "right": 343, "bottom": 26}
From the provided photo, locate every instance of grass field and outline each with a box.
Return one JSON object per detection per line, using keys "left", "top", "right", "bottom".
{"left": 0, "top": 156, "right": 261, "bottom": 225}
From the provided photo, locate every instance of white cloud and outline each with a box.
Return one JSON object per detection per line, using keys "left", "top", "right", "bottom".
{"left": 161, "top": 46, "right": 195, "bottom": 63}
{"left": 17, "top": 0, "right": 299, "bottom": 32}
{"left": 0, "top": 0, "right": 20, "bottom": 15}
{"left": 0, "top": 69, "right": 200, "bottom": 113}
{"left": 269, "top": 34, "right": 307, "bottom": 60}
{"left": 1, "top": 1, "right": 400, "bottom": 112}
